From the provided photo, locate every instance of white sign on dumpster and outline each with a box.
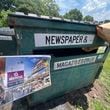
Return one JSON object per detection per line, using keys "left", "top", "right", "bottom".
{"left": 54, "top": 56, "right": 97, "bottom": 70}
{"left": 34, "top": 33, "right": 95, "bottom": 47}
{"left": 0, "top": 35, "right": 12, "bottom": 41}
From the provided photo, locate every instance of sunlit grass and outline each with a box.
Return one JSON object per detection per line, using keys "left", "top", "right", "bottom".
{"left": 100, "top": 53, "right": 110, "bottom": 99}
{"left": 91, "top": 99, "right": 110, "bottom": 110}
{"left": 95, "top": 53, "right": 110, "bottom": 110}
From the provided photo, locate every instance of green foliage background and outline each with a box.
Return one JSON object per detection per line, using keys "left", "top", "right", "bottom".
{"left": 0, "top": 0, "right": 95, "bottom": 27}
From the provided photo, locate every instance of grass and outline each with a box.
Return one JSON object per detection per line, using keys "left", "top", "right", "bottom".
{"left": 91, "top": 99, "right": 109, "bottom": 110}
{"left": 92, "top": 53, "right": 110, "bottom": 110}
{"left": 100, "top": 53, "right": 110, "bottom": 104}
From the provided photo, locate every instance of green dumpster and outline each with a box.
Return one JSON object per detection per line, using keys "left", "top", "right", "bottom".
{"left": 7, "top": 13, "right": 109, "bottom": 107}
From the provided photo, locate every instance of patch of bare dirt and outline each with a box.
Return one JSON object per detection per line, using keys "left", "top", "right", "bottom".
{"left": 85, "top": 80, "right": 105, "bottom": 100}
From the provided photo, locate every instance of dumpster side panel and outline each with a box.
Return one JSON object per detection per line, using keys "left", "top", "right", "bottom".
{"left": 16, "top": 28, "right": 104, "bottom": 54}
{"left": 27, "top": 62, "right": 100, "bottom": 106}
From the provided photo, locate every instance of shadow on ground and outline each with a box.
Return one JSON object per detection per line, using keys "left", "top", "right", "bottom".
{"left": 29, "top": 85, "right": 93, "bottom": 110}
{"left": 1, "top": 84, "right": 93, "bottom": 110}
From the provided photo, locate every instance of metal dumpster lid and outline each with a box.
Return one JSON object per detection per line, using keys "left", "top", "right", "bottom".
{"left": 8, "top": 12, "right": 97, "bottom": 26}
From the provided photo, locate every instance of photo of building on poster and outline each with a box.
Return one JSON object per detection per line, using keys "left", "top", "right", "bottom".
{"left": 0, "top": 55, "right": 51, "bottom": 106}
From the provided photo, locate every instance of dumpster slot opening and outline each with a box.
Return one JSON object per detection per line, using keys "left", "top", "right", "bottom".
{"left": 33, "top": 48, "right": 98, "bottom": 57}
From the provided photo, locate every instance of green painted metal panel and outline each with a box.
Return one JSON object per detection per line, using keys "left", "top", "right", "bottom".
{"left": 14, "top": 28, "right": 104, "bottom": 54}
{"left": 8, "top": 14, "right": 105, "bottom": 54}
{"left": 8, "top": 14, "right": 96, "bottom": 32}
{"left": 0, "top": 35, "right": 17, "bottom": 55}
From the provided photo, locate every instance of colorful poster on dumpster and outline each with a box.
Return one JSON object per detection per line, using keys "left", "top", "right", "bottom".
{"left": 0, "top": 55, "right": 51, "bottom": 106}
